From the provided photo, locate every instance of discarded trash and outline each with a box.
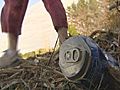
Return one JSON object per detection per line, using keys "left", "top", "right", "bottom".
{"left": 59, "top": 35, "right": 120, "bottom": 90}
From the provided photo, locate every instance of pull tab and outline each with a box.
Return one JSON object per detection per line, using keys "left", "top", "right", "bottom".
{"left": 64, "top": 48, "right": 81, "bottom": 63}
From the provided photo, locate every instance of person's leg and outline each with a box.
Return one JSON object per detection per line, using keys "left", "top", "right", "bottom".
{"left": 57, "top": 27, "right": 68, "bottom": 44}
{"left": 42, "top": 0, "right": 68, "bottom": 44}
{"left": 0, "top": 0, "right": 29, "bottom": 67}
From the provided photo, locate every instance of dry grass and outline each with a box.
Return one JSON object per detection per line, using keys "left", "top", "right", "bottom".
{"left": 0, "top": 30, "right": 120, "bottom": 90}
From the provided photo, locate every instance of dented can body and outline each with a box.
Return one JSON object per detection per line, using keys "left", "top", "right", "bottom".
{"left": 59, "top": 36, "right": 119, "bottom": 89}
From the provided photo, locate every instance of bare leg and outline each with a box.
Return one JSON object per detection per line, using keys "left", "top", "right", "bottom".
{"left": 58, "top": 27, "right": 68, "bottom": 44}
{"left": 7, "top": 33, "right": 18, "bottom": 53}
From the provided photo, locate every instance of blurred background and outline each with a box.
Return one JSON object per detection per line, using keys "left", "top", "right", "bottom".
{"left": 0, "top": 0, "right": 78, "bottom": 53}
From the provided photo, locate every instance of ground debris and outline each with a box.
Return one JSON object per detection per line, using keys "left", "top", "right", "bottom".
{"left": 0, "top": 52, "right": 81, "bottom": 90}
{"left": 90, "top": 30, "right": 120, "bottom": 62}
{"left": 0, "top": 30, "right": 120, "bottom": 90}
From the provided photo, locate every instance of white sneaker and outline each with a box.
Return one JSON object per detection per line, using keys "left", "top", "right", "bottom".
{"left": 0, "top": 49, "right": 21, "bottom": 67}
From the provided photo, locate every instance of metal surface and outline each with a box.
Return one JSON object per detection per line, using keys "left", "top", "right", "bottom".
{"left": 59, "top": 36, "right": 91, "bottom": 79}
{"left": 59, "top": 35, "right": 114, "bottom": 89}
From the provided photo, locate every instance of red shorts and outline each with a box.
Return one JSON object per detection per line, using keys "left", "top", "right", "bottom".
{"left": 1, "top": 0, "right": 68, "bottom": 36}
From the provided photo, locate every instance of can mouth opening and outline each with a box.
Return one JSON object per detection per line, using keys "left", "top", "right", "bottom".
{"left": 64, "top": 48, "right": 82, "bottom": 63}
{"left": 68, "top": 51, "right": 91, "bottom": 81}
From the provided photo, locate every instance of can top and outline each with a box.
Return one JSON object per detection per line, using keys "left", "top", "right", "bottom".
{"left": 59, "top": 36, "right": 91, "bottom": 80}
